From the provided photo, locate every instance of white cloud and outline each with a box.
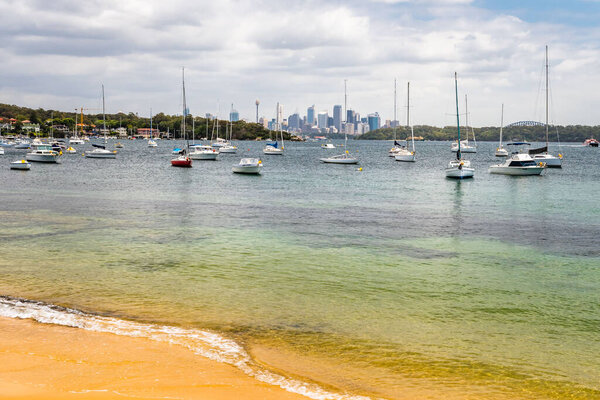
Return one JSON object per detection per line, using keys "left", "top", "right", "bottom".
{"left": 0, "top": 0, "right": 599, "bottom": 125}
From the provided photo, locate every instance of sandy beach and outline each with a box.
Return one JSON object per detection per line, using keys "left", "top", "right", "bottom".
{"left": 0, "top": 316, "right": 308, "bottom": 400}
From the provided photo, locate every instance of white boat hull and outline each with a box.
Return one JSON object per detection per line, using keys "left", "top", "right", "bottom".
{"left": 489, "top": 165, "right": 544, "bottom": 176}
{"left": 495, "top": 148, "right": 509, "bottom": 157}
{"left": 85, "top": 151, "right": 117, "bottom": 159}
{"left": 445, "top": 166, "right": 474, "bottom": 179}
{"left": 26, "top": 153, "right": 60, "bottom": 163}
{"left": 10, "top": 160, "right": 31, "bottom": 170}
{"left": 190, "top": 152, "right": 218, "bottom": 160}
{"left": 263, "top": 148, "right": 284, "bottom": 155}
{"left": 395, "top": 152, "right": 415, "bottom": 162}
{"left": 219, "top": 147, "right": 237, "bottom": 153}
{"left": 532, "top": 154, "right": 562, "bottom": 168}
{"left": 232, "top": 165, "right": 261, "bottom": 174}
{"left": 320, "top": 157, "right": 359, "bottom": 164}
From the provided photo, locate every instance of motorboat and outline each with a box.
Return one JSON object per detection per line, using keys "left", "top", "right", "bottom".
{"left": 451, "top": 140, "right": 476, "bottom": 153}
{"left": 189, "top": 144, "right": 219, "bottom": 160}
{"left": 232, "top": 158, "right": 262, "bottom": 174}
{"left": 14, "top": 139, "right": 31, "bottom": 149}
{"left": 69, "top": 137, "right": 85, "bottom": 145}
{"left": 445, "top": 159, "right": 474, "bottom": 179}
{"left": 26, "top": 144, "right": 61, "bottom": 163}
{"left": 445, "top": 73, "right": 474, "bottom": 179}
{"left": 530, "top": 151, "right": 562, "bottom": 168}
{"left": 489, "top": 152, "right": 545, "bottom": 176}
{"left": 584, "top": 138, "right": 599, "bottom": 147}
{"left": 85, "top": 144, "right": 117, "bottom": 158}
{"left": 322, "top": 142, "right": 336, "bottom": 149}
{"left": 10, "top": 159, "right": 31, "bottom": 170}
{"left": 320, "top": 151, "right": 359, "bottom": 164}
{"left": 219, "top": 144, "right": 238, "bottom": 153}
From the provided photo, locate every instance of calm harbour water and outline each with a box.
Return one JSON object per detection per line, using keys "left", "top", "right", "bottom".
{"left": 0, "top": 139, "right": 598, "bottom": 399}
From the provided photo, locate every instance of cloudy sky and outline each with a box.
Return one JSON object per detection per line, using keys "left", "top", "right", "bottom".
{"left": 1, "top": 0, "right": 600, "bottom": 126}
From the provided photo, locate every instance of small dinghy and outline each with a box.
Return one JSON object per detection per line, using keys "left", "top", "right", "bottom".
{"left": 10, "top": 159, "right": 31, "bottom": 170}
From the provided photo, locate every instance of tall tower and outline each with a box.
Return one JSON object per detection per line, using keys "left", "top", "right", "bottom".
{"left": 255, "top": 99, "right": 260, "bottom": 123}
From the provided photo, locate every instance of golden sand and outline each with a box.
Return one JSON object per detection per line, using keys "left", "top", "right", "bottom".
{"left": 0, "top": 316, "right": 307, "bottom": 400}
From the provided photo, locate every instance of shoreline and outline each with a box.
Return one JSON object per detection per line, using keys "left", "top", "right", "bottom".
{"left": 0, "top": 315, "right": 312, "bottom": 400}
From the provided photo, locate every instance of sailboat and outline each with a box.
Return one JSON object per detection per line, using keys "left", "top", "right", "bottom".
{"left": 389, "top": 79, "right": 403, "bottom": 156}
{"left": 529, "top": 46, "right": 562, "bottom": 168}
{"left": 189, "top": 114, "right": 218, "bottom": 160}
{"left": 451, "top": 94, "right": 477, "bottom": 153}
{"left": 219, "top": 104, "right": 238, "bottom": 153}
{"left": 321, "top": 80, "right": 358, "bottom": 164}
{"left": 445, "top": 73, "right": 474, "bottom": 179}
{"left": 171, "top": 68, "right": 192, "bottom": 167}
{"left": 148, "top": 109, "right": 157, "bottom": 147}
{"left": 263, "top": 102, "right": 284, "bottom": 155}
{"left": 395, "top": 81, "right": 416, "bottom": 162}
{"left": 495, "top": 104, "right": 509, "bottom": 156}
{"left": 85, "top": 85, "right": 117, "bottom": 159}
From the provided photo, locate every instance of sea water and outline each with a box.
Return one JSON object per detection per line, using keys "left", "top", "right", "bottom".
{"left": 0, "top": 140, "right": 598, "bottom": 399}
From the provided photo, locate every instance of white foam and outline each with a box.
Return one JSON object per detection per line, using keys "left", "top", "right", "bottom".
{"left": 0, "top": 296, "right": 372, "bottom": 400}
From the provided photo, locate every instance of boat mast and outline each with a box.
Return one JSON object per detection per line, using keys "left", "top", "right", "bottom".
{"left": 182, "top": 67, "right": 187, "bottom": 145}
{"left": 408, "top": 82, "right": 415, "bottom": 152}
{"left": 545, "top": 45, "right": 549, "bottom": 148}
{"left": 393, "top": 78, "right": 397, "bottom": 143}
{"left": 344, "top": 79, "right": 348, "bottom": 151}
{"left": 455, "top": 72, "right": 461, "bottom": 161}
{"left": 499, "top": 103, "right": 504, "bottom": 148}
{"left": 150, "top": 108, "right": 153, "bottom": 140}
{"left": 102, "top": 84, "right": 106, "bottom": 143}
{"left": 464, "top": 94, "right": 469, "bottom": 145}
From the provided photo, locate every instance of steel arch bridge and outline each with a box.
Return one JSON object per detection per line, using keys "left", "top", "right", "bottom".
{"left": 505, "top": 121, "right": 545, "bottom": 128}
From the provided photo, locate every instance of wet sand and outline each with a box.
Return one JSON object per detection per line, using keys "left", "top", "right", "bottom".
{"left": 0, "top": 316, "right": 308, "bottom": 400}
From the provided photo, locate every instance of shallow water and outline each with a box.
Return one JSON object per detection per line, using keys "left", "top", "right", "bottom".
{"left": 0, "top": 140, "right": 598, "bottom": 399}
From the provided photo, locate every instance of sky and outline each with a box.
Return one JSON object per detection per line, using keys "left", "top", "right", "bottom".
{"left": 1, "top": 0, "right": 600, "bottom": 127}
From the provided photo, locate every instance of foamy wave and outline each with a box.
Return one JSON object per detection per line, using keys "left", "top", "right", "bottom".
{"left": 0, "top": 296, "right": 372, "bottom": 400}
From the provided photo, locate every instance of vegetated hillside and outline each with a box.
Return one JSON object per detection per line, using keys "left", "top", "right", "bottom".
{"left": 0, "top": 103, "right": 282, "bottom": 140}
{"left": 357, "top": 125, "right": 598, "bottom": 142}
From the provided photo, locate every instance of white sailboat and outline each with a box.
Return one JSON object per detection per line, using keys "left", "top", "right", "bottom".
{"left": 529, "top": 46, "right": 562, "bottom": 168}
{"left": 495, "top": 104, "right": 509, "bottom": 157}
{"left": 389, "top": 79, "right": 403, "bottom": 157}
{"left": 171, "top": 68, "right": 192, "bottom": 167}
{"left": 85, "top": 85, "right": 117, "bottom": 159}
{"left": 321, "top": 80, "right": 358, "bottom": 164}
{"left": 148, "top": 108, "right": 157, "bottom": 147}
{"left": 395, "top": 81, "right": 416, "bottom": 162}
{"left": 446, "top": 73, "right": 474, "bottom": 179}
{"left": 263, "top": 102, "right": 284, "bottom": 155}
{"left": 219, "top": 104, "right": 238, "bottom": 153}
{"left": 451, "top": 94, "right": 477, "bottom": 153}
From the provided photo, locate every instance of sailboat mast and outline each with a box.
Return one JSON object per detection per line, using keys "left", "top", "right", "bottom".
{"left": 102, "top": 84, "right": 106, "bottom": 141}
{"left": 344, "top": 80, "right": 348, "bottom": 150}
{"left": 464, "top": 94, "right": 469, "bottom": 144}
{"left": 150, "top": 108, "right": 153, "bottom": 139}
{"left": 455, "top": 73, "right": 461, "bottom": 160}
{"left": 393, "top": 78, "right": 397, "bottom": 142}
{"left": 545, "top": 45, "right": 549, "bottom": 147}
{"left": 182, "top": 67, "right": 186, "bottom": 143}
{"left": 500, "top": 103, "right": 504, "bottom": 147}
{"left": 408, "top": 82, "right": 414, "bottom": 151}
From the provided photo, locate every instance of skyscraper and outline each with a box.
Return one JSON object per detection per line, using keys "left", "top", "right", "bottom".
{"left": 346, "top": 109, "right": 355, "bottom": 124}
{"left": 333, "top": 105, "right": 342, "bottom": 131}
{"left": 307, "top": 105, "right": 316, "bottom": 126}
{"left": 367, "top": 112, "right": 380, "bottom": 132}
{"left": 288, "top": 113, "right": 300, "bottom": 130}
{"left": 317, "top": 111, "right": 328, "bottom": 129}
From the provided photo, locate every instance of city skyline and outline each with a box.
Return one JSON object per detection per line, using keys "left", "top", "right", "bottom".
{"left": 2, "top": 1, "right": 600, "bottom": 126}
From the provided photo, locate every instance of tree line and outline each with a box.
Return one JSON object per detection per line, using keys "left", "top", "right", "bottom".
{"left": 357, "top": 125, "right": 598, "bottom": 142}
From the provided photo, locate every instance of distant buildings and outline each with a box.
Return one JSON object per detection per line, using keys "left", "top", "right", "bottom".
{"left": 333, "top": 105, "right": 342, "bottom": 131}
{"left": 317, "top": 111, "right": 328, "bottom": 129}
{"left": 307, "top": 105, "right": 315, "bottom": 126}
{"left": 367, "top": 113, "right": 380, "bottom": 132}
{"left": 230, "top": 109, "right": 239, "bottom": 122}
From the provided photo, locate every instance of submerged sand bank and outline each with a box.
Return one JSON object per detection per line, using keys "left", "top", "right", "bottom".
{"left": 0, "top": 316, "right": 308, "bottom": 400}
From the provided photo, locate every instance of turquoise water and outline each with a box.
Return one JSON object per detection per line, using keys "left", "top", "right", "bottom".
{"left": 0, "top": 140, "right": 598, "bottom": 399}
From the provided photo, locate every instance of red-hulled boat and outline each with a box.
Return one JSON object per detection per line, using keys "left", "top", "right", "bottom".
{"left": 583, "top": 138, "right": 599, "bottom": 147}
{"left": 171, "top": 154, "right": 192, "bottom": 167}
